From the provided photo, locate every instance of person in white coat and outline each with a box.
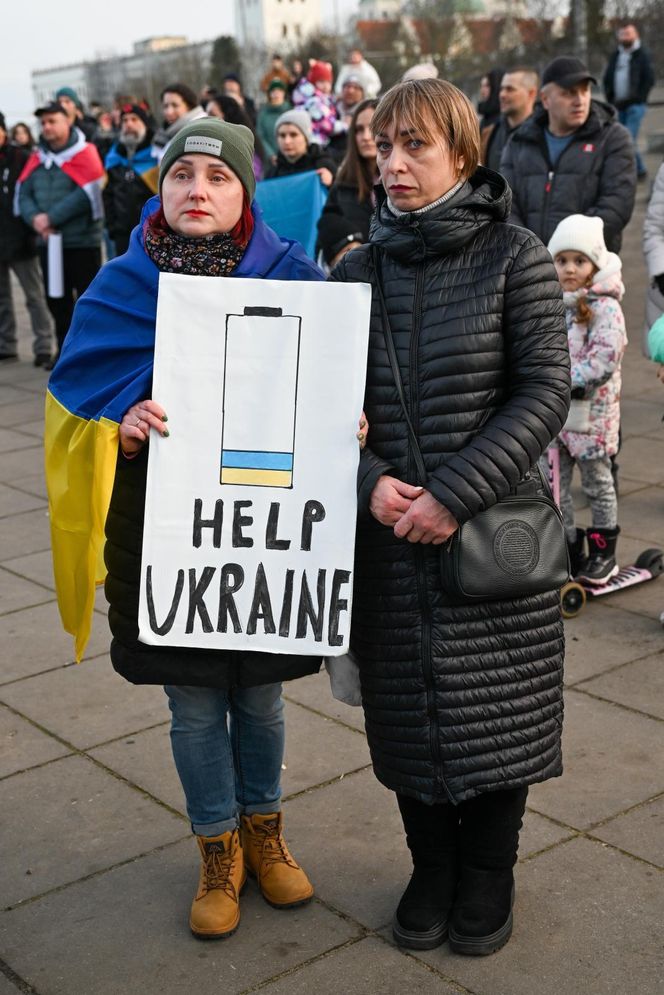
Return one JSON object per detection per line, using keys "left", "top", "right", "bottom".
{"left": 335, "top": 48, "right": 381, "bottom": 99}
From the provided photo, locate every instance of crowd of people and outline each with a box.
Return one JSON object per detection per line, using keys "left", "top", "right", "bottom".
{"left": 3, "top": 17, "right": 664, "bottom": 962}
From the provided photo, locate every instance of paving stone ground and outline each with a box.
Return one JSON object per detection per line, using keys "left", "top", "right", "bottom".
{"left": 0, "top": 110, "right": 663, "bottom": 995}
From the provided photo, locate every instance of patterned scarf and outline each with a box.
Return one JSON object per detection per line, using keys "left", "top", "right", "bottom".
{"left": 144, "top": 223, "right": 245, "bottom": 276}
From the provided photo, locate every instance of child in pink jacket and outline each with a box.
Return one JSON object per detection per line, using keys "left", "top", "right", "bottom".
{"left": 548, "top": 215, "right": 628, "bottom": 584}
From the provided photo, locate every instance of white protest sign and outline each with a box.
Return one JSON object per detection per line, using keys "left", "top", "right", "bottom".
{"left": 138, "top": 275, "right": 371, "bottom": 657}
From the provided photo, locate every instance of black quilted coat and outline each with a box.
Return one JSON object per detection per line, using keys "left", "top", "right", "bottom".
{"left": 500, "top": 100, "right": 635, "bottom": 252}
{"left": 330, "top": 169, "right": 570, "bottom": 805}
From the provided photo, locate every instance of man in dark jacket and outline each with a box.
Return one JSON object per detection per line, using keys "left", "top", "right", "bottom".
{"left": 501, "top": 56, "right": 636, "bottom": 252}
{"left": 480, "top": 67, "right": 538, "bottom": 174}
{"left": 0, "top": 112, "right": 53, "bottom": 364}
{"left": 18, "top": 102, "right": 105, "bottom": 360}
{"left": 104, "top": 104, "right": 159, "bottom": 255}
{"left": 602, "top": 21, "right": 655, "bottom": 179}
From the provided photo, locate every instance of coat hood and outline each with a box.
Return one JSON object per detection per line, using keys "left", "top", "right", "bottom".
{"left": 369, "top": 166, "right": 511, "bottom": 263}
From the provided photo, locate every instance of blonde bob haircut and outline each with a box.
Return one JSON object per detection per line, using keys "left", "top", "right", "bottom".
{"left": 372, "top": 78, "right": 480, "bottom": 182}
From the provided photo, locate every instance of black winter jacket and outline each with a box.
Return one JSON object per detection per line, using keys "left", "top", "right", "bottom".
{"left": 265, "top": 145, "right": 337, "bottom": 180}
{"left": 330, "top": 170, "right": 570, "bottom": 805}
{"left": 500, "top": 100, "right": 636, "bottom": 251}
{"left": 103, "top": 136, "right": 156, "bottom": 241}
{"left": 0, "top": 142, "right": 36, "bottom": 262}
{"left": 603, "top": 45, "right": 655, "bottom": 108}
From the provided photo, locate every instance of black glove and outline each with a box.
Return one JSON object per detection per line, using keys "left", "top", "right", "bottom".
{"left": 655, "top": 273, "right": 664, "bottom": 296}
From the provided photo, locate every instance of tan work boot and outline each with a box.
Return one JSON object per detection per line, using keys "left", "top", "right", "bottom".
{"left": 240, "top": 812, "right": 314, "bottom": 909}
{"left": 190, "top": 828, "right": 246, "bottom": 939}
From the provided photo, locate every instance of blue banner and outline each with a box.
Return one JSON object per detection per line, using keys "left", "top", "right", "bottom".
{"left": 255, "top": 171, "right": 327, "bottom": 260}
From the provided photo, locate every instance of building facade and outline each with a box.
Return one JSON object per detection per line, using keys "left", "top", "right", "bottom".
{"left": 32, "top": 37, "right": 213, "bottom": 113}
{"left": 234, "top": 0, "right": 322, "bottom": 50}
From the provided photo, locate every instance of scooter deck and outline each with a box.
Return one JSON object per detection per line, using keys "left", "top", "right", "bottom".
{"left": 580, "top": 565, "right": 656, "bottom": 598}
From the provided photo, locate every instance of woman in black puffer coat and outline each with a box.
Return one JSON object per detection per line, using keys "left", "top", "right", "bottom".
{"left": 330, "top": 79, "right": 570, "bottom": 958}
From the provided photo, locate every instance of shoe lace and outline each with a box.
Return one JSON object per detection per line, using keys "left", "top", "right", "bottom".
{"left": 203, "top": 844, "right": 237, "bottom": 898}
{"left": 255, "top": 821, "right": 299, "bottom": 870}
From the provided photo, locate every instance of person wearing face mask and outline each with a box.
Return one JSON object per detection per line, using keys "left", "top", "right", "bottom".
{"left": 602, "top": 21, "right": 655, "bottom": 180}
{"left": 104, "top": 104, "right": 159, "bottom": 256}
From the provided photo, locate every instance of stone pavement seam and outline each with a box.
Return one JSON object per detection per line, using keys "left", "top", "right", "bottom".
{"left": 584, "top": 788, "right": 664, "bottom": 831}
{"left": 0, "top": 564, "right": 53, "bottom": 593}
{"left": 565, "top": 646, "right": 664, "bottom": 689}
{"left": 281, "top": 763, "right": 374, "bottom": 804}
{"left": 0, "top": 959, "right": 41, "bottom": 995}
{"left": 391, "top": 943, "right": 479, "bottom": 995}
{"left": 525, "top": 804, "right": 663, "bottom": 870}
{"left": 0, "top": 699, "right": 189, "bottom": 818}
{"left": 0, "top": 598, "right": 55, "bottom": 618}
{"left": 0, "top": 654, "right": 108, "bottom": 689}
{"left": 581, "top": 833, "right": 663, "bottom": 871}
{"left": 566, "top": 684, "right": 664, "bottom": 724}
{"left": 2, "top": 835, "right": 190, "bottom": 913}
{"left": 0, "top": 748, "right": 75, "bottom": 785}
{"left": 235, "top": 936, "right": 370, "bottom": 995}
{"left": 282, "top": 692, "right": 368, "bottom": 739}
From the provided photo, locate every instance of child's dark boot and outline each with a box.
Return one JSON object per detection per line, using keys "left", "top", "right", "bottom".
{"left": 578, "top": 526, "right": 620, "bottom": 585}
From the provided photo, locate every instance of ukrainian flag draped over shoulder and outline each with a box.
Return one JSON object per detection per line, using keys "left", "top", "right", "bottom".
{"left": 45, "top": 198, "right": 324, "bottom": 661}
{"left": 45, "top": 229, "right": 159, "bottom": 661}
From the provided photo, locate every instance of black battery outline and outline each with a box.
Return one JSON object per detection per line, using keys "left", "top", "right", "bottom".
{"left": 220, "top": 306, "right": 302, "bottom": 489}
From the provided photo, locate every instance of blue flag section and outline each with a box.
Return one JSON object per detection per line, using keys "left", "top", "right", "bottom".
{"left": 255, "top": 171, "right": 327, "bottom": 259}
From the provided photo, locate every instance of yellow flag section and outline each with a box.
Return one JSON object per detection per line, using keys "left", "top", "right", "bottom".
{"left": 45, "top": 391, "right": 119, "bottom": 661}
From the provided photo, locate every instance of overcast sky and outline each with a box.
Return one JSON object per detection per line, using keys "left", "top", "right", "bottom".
{"left": 2, "top": 0, "right": 360, "bottom": 122}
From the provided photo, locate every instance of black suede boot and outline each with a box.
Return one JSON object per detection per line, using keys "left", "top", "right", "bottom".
{"left": 567, "top": 527, "right": 588, "bottom": 577}
{"left": 392, "top": 794, "right": 459, "bottom": 950}
{"left": 449, "top": 786, "right": 527, "bottom": 956}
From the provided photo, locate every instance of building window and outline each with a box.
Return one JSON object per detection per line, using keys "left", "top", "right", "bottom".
{"left": 282, "top": 23, "right": 288, "bottom": 36}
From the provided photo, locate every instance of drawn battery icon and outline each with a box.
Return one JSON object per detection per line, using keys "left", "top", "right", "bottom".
{"left": 221, "top": 306, "right": 301, "bottom": 488}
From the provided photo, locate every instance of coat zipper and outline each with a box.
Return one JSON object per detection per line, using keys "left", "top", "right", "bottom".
{"left": 408, "top": 260, "right": 448, "bottom": 801}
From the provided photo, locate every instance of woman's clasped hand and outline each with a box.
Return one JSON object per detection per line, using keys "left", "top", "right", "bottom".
{"left": 369, "top": 475, "right": 458, "bottom": 543}
{"left": 119, "top": 399, "right": 168, "bottom": 455}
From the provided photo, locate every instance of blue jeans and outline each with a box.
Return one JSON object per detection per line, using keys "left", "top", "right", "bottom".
{"left": 165, "top": 682, "right": 284, "bottom": 837}
{"left": 618, "top": 103, "right": 647, "bottom": 176}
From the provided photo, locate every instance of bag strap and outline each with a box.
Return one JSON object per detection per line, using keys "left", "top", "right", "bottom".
{"left": 370, "top": 245, "right": 544, "bottom": 501}
{"left": 371, "top": 245, "right": 428, "bottom": 486}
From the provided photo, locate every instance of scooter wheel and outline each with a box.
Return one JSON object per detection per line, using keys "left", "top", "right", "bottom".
{"left": 561, "top": 581, "right": 586, "bottom": 618}
{"left": 634, "top": 549, "right": 664, "bottom": 574}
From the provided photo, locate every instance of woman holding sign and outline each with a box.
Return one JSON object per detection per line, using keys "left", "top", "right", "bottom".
{"left": 331, "top": 78, "right": 570, "bottom": 956}
{"left": 45, "top": 119, "right": 347, "bottom": 941}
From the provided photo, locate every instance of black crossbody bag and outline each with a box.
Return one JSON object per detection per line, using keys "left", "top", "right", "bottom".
{"left": 371, "top": 247, "right": 570, "bottom": 602}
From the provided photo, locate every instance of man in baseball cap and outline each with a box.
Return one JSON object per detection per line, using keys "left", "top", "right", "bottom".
{"left": 501, "top": 53, "right": 635, "bottom": 252}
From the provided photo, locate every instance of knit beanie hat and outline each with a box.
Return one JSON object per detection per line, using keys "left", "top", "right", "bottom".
{"left": 159, "top": 118, "right": 256, "bottom": 200}
{"left": 268, "top": 78, "right": 287, "bottom": 93}
{"left": 308, "top": 61, "right": 333, "bottom": 86}
{"left": 275, "top": 109, "right": 312, "bottom": 144}
{"left": 56, "top": 86, "right": 83, "bottom": 110}
{"left": 547, "top": 215, "right": 609, "bottom": 270}
{"left": 120, "top": 102, "right": 150, "bottom": 128}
